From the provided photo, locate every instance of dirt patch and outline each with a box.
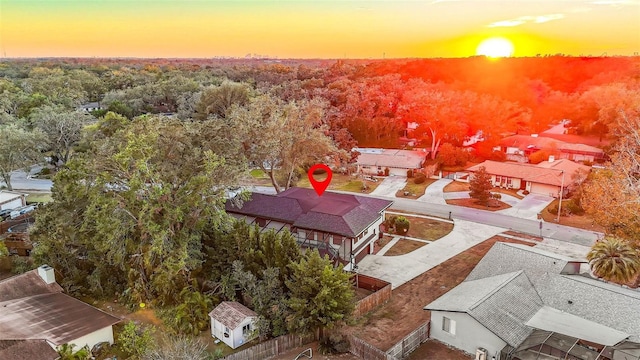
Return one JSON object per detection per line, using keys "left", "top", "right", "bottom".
{"left": 446, "top": 198, "right": 511, "bottom": 211}
{"left": 541, "top": 200, "right": 605, "bottom": 232}
{"left": 407, "top": 339, "right": 472, "bottom": 359}
{"left": 343, "top": 234, "right": 534, "bottom": 352}
{"left": 384, "top": 239, "right": 427, "bottom": 256}
{"left": 272, "top": 341, "right": 361, "bottom": 360}
{"left": 374, "top": 235, "right": 394, "bottom": 253}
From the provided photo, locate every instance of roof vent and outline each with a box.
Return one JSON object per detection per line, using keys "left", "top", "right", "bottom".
{"left": 37, "top": 265, "right": 56, "bottom": 285}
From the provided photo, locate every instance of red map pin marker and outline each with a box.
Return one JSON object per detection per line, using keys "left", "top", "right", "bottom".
{"left": 308, "top": 164, "right": 332, "bottom": 196}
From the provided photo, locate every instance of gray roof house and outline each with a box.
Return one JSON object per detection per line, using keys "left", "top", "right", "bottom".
{"left": 424, "top": 242, "right": 640, "bottom": 360}
{"left": 354, "top": 147, "right": 429, "bottom": 176}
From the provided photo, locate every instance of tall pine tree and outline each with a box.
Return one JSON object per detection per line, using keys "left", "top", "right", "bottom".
{"left": 469, "top": 166, "right": 493, "bottom": 206}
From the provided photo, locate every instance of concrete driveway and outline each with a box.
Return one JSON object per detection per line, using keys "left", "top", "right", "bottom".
{"left": 497, "top": 194, "right": 554, "bottom": 220}
{"left": 416, "top": 178, "right": 451, "bottom": 204}
{"left": 357, "top": 219, "right": 504, "bottom": 288}
{"left": 370, "top": 176, "right": 407, "bottom": 197}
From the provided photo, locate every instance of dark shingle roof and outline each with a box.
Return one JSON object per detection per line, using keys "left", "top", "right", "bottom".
{"left": 0, "top": 269, "right": 62, "bottom": 302}
{"left": 0, "top": 293, "right": 121, "bottom": 346}
{"left": 0, "top": 340, "right": 58, "bottom": 360}
{"left": 226, "top": 187, "right": 392, "bottom": 237}
{"left": 208, "top": 301, "right": 257, "bottom": 329}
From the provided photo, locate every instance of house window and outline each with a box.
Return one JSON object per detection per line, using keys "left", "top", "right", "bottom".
{"left": 495, "top": 176, "right": 501, "bottom": 184}
{"left": 506, "top": 178, "right": 512, "bottom": 187}
{"left": 442, "top": 316, "right": 456, "bottom": 335}
{"left": 242, "top": 324, "right": 251, "bottom": 336}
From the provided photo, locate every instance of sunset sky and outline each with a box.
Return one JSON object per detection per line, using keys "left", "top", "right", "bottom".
{"left": 1, "top": 0, "right": 639, "bottom": 59}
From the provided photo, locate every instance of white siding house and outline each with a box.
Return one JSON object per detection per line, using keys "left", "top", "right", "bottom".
{"left": 0, "top": 191, "right": 26, "bottom": 211}
{"left": 209, "top": 301, "right": 258, "bottom": 349}
{"left": 430, "top": 310, "right": 506, "bottom": 357}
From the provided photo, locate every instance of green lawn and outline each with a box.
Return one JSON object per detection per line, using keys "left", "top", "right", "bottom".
{"left": 386, "top": 213, "right": 453, "bottom": 240}
{"left": 396, "top": 178, "right": 438, "bottom": 199}
{"left": 249, "top": 169, "right": 268, "bottom": 179}
{"left": 25, "top": 192, "right": 53, "bottom": 204}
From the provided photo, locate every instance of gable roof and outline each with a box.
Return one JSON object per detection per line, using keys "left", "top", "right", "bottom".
{"left": 500, "top": 135, "right": 604, "bottom": 155}
{"left": 467, "top": 160, "right": 590, "bottom": 187}
{"left": 0, "top": 269, "right": 62, "bottom": 303}
{"left": 0, "top": 340, "right": 58, "bottom": 360}
{"left": 427, "top": 242, "right": 640, "bottom": 348}
{"left": 535, "top": 273, "right": 640, "bottom": 343}
{"left": 226, "top": 187, "right": 392, "bottom": 237}
{"left": 209, "top": 301, "right": 257, "bottom": 330}
{"left": 354, "top": 148, "right": 428, "bottom": 169}
{"left": 0, "top": 292, "right": 121, "bottom": 346}
{"left": 466, "top": 242, "right": 582, "bottom": 282}
{"left": 426, "top": 271, "right": 543, "bottom": 347}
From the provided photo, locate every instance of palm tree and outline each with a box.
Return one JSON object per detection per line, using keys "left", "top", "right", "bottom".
{"left": 587, "top": 237, "right": 640, "bottom": 284}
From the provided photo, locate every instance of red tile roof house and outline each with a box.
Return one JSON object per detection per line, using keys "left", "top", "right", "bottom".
{"left": 498, "top": 134, "right": 605, "bottom": 163}
{"left": 467, "top": 158, "right": 590, "bottom": 198}
{"left": 225, "top": 187, "right": 393, "bottom": 269}
{"left": 0, "top": 265, "right": 121, "bottom": 359}
{"left": 354, "top": 148, "right": 429, "bottom": 176}
{"left": 209, "top": 301, "right": 258, "bottom": 349}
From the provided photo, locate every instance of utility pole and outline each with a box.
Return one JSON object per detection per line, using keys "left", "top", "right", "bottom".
{"left": 556, "top": 170, "right": 565, "bottom": 223}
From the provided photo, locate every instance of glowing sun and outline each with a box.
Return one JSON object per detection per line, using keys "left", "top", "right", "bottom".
{"left": 476, "top": 37, "right": 514, "bottom": 58}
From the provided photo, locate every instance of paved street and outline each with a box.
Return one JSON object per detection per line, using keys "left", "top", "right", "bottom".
{"left": 3, "top": 166, "right": 53, "bottom": 192}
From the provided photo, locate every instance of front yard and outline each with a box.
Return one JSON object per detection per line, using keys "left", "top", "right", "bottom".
{"left": 395, "top": 178, "right": 438, "bottom": 199}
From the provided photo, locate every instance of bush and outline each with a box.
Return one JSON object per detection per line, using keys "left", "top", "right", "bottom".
{"left": 319, "top": 333, "right": 350, "bottom": 355}
{"left": 565, "top": 199, "right": 584, "bottom": 215}
{"left": 491, "top": 193, "right": 502, "bottom": 200}
{"left": 118, "top": 321, "right": 155, "bottom": 358}
{"left": 414, "top": 173, "right": 426, "bottom": 184}
{"left": 384, "top": 167, "right": 390, "bottom": 176}
{"left": 407, "top": 169, "right": 414, "bottom": 178}
{"left": 394, "top": 216, "right": 410, "bottom": 235}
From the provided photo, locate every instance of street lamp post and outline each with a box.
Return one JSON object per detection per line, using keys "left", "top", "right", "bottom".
{"left": 556, "top": 170, "right": 565, "bottom": 223}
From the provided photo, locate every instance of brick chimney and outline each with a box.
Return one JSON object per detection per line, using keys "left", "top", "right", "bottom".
{"left": 37, "top": 265, "right": 56, "bottom": 284}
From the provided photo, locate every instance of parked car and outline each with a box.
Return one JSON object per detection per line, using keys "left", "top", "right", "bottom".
{"left": 0, "top": 208, "right": 13, "bottom": 221}
{"left": 10, "top": 205, "right": 35, "bottom": 219}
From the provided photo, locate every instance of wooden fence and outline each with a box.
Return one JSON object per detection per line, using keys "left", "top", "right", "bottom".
{"left": 386, "top": 321, "right": 430, "bottom": 359}
{"left": 222, "top": 333, "right": 317, "bottom": 360}
{"left": 353, "top": 274, "right": 392, "bottom": 318}
{"left": 347, "top": 334, "right": 396, "bottom": 360}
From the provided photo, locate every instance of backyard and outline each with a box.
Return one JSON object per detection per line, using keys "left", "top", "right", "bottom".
{"left": 344, "top": 233, "right": 535, "bottom": 354}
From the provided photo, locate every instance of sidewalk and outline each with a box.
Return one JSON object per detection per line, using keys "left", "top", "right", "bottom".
{"left": 357, "top": 219, "right": 504, "bottom": 289}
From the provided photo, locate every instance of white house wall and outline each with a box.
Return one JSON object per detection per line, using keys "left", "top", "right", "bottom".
{"left": 430, "top": 310, "right": 507, "bottom": 359}
{"left": 530, "top": 183, "right": 560, "bottom": 197}
{"left": 231, "top": 317, "right": 257, "bottom": 349}
{"left": 211, "top": 319, "right": 234, "bottom": 349}
{"left": 66, "top": 325, "right": 115, "bottom": 352}
{"left": 0, "top": 198, "right": 23, "bottom": 211}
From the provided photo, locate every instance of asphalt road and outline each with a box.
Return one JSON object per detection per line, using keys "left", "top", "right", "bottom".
{"left": 248, "top": 186, "right": 601, "bottom": 246}
{"left": 4, "top": 166, "right": 53, "bottom": 192}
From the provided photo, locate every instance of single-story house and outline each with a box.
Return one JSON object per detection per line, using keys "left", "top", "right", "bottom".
{"left": 209, "top": 301, "right": 258, "bottom": 349}
{"left": 0, "top": 340, "right": 59, "bottom": 360}
{"left": 226, "top": 187, "right": 393, "bottom": 269}
{"left": 498, "top": 134, "right": 605, "bottom": 163}
{"left": 467, "top": 158, "right": 590, "bottom": 197}
{"left": 0, "top": 191, "right": 26, "bottom": 211}
{"left": 425, "top": 242, "right": 640, "bottom": 360}
{"left": 354, "top": 148, "right": 429, "bottom": 176}
{"left": 0, "top": 265, "right": 121, "bottom": 353}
